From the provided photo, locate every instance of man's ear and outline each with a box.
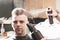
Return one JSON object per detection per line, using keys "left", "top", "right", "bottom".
{"left": 26, "top": 20, "right": 29, "bottom": 24}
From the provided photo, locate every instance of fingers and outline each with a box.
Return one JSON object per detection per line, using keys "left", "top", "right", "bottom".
{"left": 47, "top": 8, "right": 58, "bottom": 17}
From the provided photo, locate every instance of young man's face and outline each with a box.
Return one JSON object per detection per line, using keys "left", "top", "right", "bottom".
{"left": 12, "top": 15, "right": 28, "bottom": 35}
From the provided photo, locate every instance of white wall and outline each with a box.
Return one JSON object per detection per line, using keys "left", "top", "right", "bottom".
{"left": 56, "top": 0, "right": 60, "bottom": 10}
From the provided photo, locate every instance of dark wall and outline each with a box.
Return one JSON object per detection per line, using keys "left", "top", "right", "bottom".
{"left": 0, "top": 0, "right": 14, "bottom": 18}
{"left": 0, "top": 0, "right": 14, "bottom": 32}
{"left": 28, "top": 18, "right": 46, "bottom": 24}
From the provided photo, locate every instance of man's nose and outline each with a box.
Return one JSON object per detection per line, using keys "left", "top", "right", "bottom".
{"left": 17, "top": 21, "right": 21, "bottom": 26}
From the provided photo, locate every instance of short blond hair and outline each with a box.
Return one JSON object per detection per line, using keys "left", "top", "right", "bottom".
{"left": 11, "top": 8, "right": 32, "bottom": 18}
{"left": 11, "top": 8, "right": 29, "bottom": 21}
{"left": 11, "top": 8, "right": 27, "bottom": 16}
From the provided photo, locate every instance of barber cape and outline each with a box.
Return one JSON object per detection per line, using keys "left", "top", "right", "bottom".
{"left": 35, "top": 18, "right": 60, "bottom": 40}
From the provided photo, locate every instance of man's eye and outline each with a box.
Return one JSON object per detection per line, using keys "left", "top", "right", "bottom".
{"left": 13, "top": 21, "right": 17, "bottom": 24}
{"left": 20, "top": 21, "right": 24, "bottom": 23}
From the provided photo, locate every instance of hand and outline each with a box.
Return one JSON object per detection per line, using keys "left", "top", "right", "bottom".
{"left": 47, "top": 9, "right": 58, "bottom": 17}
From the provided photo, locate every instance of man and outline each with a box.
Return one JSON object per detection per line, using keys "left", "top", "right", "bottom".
{"left": 10, "top": 8, "right": 45, "bottom": 40}
{"left": 11, "top": 8, "right": 33, "bottom": 40}
{"left": 35, "top": 8, "right": 60, "bottom": 40}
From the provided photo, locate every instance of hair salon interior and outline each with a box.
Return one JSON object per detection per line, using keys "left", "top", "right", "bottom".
{"left": 0, "top": 0, "right": 60, "bottom": 39}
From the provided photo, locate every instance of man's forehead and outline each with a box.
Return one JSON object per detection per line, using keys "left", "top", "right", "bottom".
{"left": 19, "top": 15, "right": 27, "bottom": 18}
{"left": 12, "top": 15, "right": 28, "bottom": 21}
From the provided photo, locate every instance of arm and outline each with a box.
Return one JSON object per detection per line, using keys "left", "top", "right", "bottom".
{"left": 54, "top": 10, "right": 60, "bottom": 22}
{"left": 47, "top": 8, "right": 60, "bottom": 22}
{"left": 55, "top": 14, "right": 60, "bottom": 22}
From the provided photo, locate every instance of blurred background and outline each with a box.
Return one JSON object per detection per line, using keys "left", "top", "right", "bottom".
{"left": 0, "top": 0, "right": 60, "bottom": 18}
{"left": 0, "top": 0, "right": 60, "bottom": 38}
